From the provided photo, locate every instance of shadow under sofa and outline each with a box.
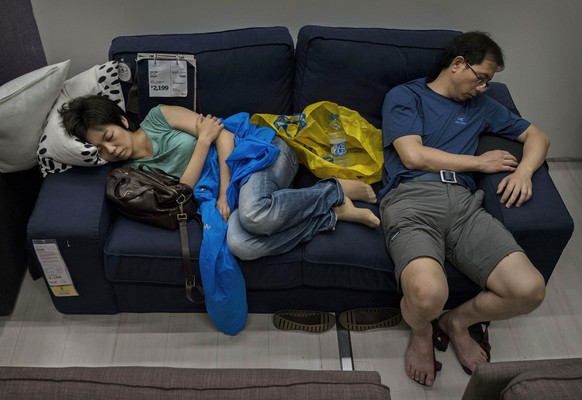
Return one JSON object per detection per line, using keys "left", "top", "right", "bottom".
{"left": 27, "top": 26, "right": 574, "bottom": 318}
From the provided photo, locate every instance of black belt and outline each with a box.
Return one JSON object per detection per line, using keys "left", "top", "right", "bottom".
{"left": 400, "top": 170, "right": 470, "bottom": 190}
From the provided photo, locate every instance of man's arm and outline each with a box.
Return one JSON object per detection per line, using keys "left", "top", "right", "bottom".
{"left": 496, "top": 124, "right": 550, "bottom": 208}
{"left": 393, "top": 135, "right": 519, "bottom": 174}
{"left": 393, "top": 123, "right": 549, "bottom": 208}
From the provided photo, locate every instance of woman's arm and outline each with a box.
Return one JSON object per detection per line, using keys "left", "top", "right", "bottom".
{"left": 159, "top": 106, "right": 235, "bottom": 219}
{"left": 215, "top": 129, "right": 235, "bottom": 221}
{"left": 176, "top": 114, "right": 224, "bottom": 189}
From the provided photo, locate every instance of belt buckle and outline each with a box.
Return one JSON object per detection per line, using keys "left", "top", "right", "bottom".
{"left": 440, "top": 170, "right": 457, "bottom": 184}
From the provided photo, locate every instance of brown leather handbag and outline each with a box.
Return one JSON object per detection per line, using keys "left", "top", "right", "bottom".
{"left": 106, "top": 164, "right": 203, "bottom": 303}
{"left": 106, "top": 164, "right": 198, "bottom": 230}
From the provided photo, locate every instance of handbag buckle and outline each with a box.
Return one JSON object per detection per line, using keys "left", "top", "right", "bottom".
{"left": 177, "top": 194, "right": 187, "bottom": 220}
{"left": 185, "top": 275, "right": 205, "bottom": 304}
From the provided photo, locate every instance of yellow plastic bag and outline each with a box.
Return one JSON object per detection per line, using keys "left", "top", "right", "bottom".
{"left": 250, "top": 101, "right": 383, "bottom": 184}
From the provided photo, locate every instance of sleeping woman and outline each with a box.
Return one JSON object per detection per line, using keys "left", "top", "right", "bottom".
{"left": 59, "top": 95, "right": 380, "bottom": 259}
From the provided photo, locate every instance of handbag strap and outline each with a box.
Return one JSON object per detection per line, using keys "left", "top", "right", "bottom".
{"left": 178, "top": 212, "right": 205, "bottom": 304}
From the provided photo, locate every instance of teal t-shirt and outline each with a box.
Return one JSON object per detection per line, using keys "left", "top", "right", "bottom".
{"left": 125, "top": 105, "right": 197, "bottom": 178}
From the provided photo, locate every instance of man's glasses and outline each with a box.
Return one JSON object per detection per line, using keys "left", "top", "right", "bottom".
{"left": 466, "top": 62, "right": 490, "bottom": 90}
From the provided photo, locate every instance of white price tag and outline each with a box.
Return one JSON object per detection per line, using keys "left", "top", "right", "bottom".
{"left": 148, "top": 59, "right": 188, "bottom": 97}
{"left": 32, "top": 239, "right": 79, "bottom": 297}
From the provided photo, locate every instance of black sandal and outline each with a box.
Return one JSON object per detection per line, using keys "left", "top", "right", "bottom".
{"left": 461, "top": 322, "right": 492, "bottom": 375}
{"left": 338, "top": 307, "right": 402, "bottom": 331}
{"left": 431, "top": 316, "right": 450, "bottom": 352}
{"left": 272, "top": 310, "right": 336, "bottom": 333}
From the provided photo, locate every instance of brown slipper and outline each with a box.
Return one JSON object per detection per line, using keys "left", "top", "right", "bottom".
{"left": 338, "top": 307, "right": 402, "bottom": 331}
{"left": 273, "top": 310, "right": 336, "bottom": 333}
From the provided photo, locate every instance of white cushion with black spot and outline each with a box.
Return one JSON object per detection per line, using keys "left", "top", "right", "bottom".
{"left": 37, "top": 61, "right": 126, "bottom": 176}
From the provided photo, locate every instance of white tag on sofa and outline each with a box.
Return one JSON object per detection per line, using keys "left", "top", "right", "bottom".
{"left": 138, "top": 53, "right": 196, "bottom": 98}
{"left": 32, "top": 239, "right": 79, "bottom": 297}
{"left": 147, "top": 59, "right": 187, "bottom": 97}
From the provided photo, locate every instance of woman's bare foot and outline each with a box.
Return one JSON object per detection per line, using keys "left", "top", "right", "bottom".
{"left": 406, "top": 327, "right": 439, "bottom": 386}
{"left": 439, "top": 312, "right": 489, "bottom": 373}
{"left": 338, "top": 179, "right": 377, "bottom": 203}
{"left": 334, "top": 197, "right": 380, "bottom": 228}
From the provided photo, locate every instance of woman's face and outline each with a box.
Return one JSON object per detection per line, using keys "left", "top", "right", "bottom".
{"left": 85, "top": 119, "right": 133, "bottom": 162}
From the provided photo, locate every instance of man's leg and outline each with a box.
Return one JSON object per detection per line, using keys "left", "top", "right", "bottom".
{"left": 438, "top": 251, "right": 545, "bottom": 373}
{"left": 400, "top": 256, "right": 449, "bottom": 386}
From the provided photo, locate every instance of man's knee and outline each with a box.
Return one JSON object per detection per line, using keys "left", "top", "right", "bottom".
{"left": 513, "top": 270, "right": 546, "bottom": 313}
{"left": 405, "top": 288, "right": 448, "bottom": 320}
{"left": 489, "top": 254, "right": 547, "bottom": 314}
{"left": 401, "top": 259, "right": 449, "bottom": 320}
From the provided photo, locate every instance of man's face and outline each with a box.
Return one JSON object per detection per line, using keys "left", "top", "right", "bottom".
{"left": 452, "top": 58, "right": 497, "bottom": 101}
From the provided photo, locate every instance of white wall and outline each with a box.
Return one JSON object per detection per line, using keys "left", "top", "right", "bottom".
{"left": 31, "top": 0, "right": 582, "bottom": 159}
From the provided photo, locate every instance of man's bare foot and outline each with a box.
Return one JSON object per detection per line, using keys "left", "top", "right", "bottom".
{"left": 338, "top": 179, "right": 377, "bottom": 203}
{"left": 334, "top": 197, "right": 380, "bottom": 228}
{"left": 439, "top": 312, "right": 489, "bottom": 373}
{"left": 406, "top": 327, "right": 439, "bottom": 386}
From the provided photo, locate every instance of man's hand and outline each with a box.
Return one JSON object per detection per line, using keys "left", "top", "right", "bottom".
{"left": 477, "top": 150, "right": 518, "bottom": 173}
{"left": 496, "top": 169, "right": 533, "bottom": 208}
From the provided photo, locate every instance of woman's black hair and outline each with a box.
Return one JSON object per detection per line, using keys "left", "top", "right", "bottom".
{"left": 58, "top": 95, "right": 129, "bottom": 141}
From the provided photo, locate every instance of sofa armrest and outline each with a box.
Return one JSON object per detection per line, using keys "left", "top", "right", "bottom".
{"left": 477, "top": 165, "right": 573, "bottom": 282}
{"left": 27, "top": 164, "right": 119, "bottom": 314}
{"left": 0, "top": 167, "right": 43, "bottom": 315}
{"left": 462, "top": 358, "right": 582, "bottom": 400}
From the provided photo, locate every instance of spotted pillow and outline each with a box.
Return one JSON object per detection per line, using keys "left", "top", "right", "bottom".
{"left": 37, "top": 61, "right": 126, "bottom": 176}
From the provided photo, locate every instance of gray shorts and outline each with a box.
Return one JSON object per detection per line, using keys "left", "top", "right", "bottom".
{"left": 379, "top": 181, "right": 523, "bottom": 290}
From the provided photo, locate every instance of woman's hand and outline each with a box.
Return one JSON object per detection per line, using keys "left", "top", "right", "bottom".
{"left": 195, "top": 114, "right": 224, "bottom": 145}
{"left": 216, "top": 194, "right": 231, "bottom": 221}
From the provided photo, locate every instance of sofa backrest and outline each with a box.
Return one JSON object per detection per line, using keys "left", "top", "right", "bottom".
{"left": 108, "top": 27, "right": 294, "bottom": 121}
{"left": 0, "top": 0, "right": 47, "bottom": 86}
{"left": 108, "top": 25, "right": 521, "bottom": 129}
{"left": 294, "top": 26, "right": 461, "bottom": 128}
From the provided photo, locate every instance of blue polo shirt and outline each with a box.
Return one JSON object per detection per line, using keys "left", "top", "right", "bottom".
{"left": 379, "top": 78, "right": 530, "bottom": 199}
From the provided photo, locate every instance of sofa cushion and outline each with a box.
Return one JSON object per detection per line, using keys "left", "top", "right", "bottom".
{"left": 0, "top": 60, "right": 69, "bottom": 173}
{"left": 37, "top": 61, "right": 126, "bottom": 176}
{"left": 104, "top": 216, "right": 203, "bottom": 285}
{"left": 104, "top": 215, "right": 304, "bottom": 290}
{"left": 303, "top": 206, "right": 393, "bottom": 291}
{"left": 109, "top": 27, "right": 294, "bottom": 121}
{"left": 501, "top": 361, "right": 582, "bottom": 400}
{"left": 294, "top": 26, "right": 461, "bottom": 128}
{"left": 0, "top": 366, "right": 391, "bottom": 400}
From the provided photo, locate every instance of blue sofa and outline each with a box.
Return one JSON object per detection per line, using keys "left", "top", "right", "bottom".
{"left": 27, "top": 26, "right": 574, "bottom": 316}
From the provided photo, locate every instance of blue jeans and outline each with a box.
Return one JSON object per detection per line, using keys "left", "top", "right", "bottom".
{"left": 227, "top": 136, "right": 344, "bottom": 260}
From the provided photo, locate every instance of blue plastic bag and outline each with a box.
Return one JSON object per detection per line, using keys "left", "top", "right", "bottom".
{"left": 194, "top": 112, "right": 278, "bottom": 335}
